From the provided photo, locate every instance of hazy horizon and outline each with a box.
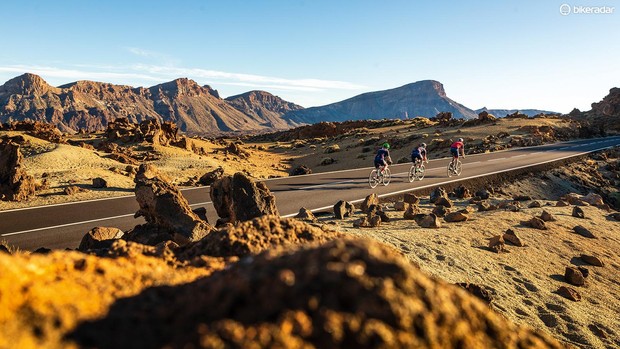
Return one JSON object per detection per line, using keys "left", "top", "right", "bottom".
{"left": 1, "top": 0, "right": 617, "bottom": 113}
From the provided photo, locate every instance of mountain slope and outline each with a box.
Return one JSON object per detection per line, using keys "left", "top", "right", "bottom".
{"left": 0, "top": 74, "right": 299, "bottom": 135}
{"left": 282, "top": 80, "right": 478, "bottom": 124}
{"left": 225, "top": 90, "right": 304, "bottom": 129}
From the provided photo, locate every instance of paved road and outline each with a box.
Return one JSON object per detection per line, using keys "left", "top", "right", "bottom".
{"left": 3, "top": 136, "right": 619, "bottom": 250}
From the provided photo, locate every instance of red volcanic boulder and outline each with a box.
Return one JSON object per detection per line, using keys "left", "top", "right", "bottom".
{"left": 0, "top": 141, "right": 35, "bottom": 201}
{"left": 210, "top": 172, "right": 279, "bottom": 224}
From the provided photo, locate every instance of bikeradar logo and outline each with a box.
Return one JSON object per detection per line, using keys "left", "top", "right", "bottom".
{"left": 560, "top": 3, "right": 615, "bottom": 15}
{"left": 560, "top": 3, "right": 571, "bottom": 15}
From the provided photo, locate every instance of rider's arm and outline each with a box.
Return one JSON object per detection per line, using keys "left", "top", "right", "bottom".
{"left": 461, "top": 146, "right": 465, "bottom": 158}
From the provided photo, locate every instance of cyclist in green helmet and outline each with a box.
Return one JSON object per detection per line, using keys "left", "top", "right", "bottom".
{"left": 374, "top": 142, "right": 392, "bottom": 174}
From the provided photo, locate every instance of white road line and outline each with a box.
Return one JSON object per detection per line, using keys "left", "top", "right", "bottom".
{"left": 0, "top": 201, "right": 213, "bottom": 237}
{"left": 487, "top": 157, "right": 506, "bottom": 162}
{"left": 1, "top": 213, "right": 136, "bottom": 237}
{"left": 512, "top": 154, "right": 526, "bottom": 158}
{"left": 466, "top": 161, "right": 481, "bottom": 164}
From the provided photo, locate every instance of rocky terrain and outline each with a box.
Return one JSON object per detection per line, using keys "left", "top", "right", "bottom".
{"left": 0, "top": 160, "right": 570, "bottom": 349}
{"left": 0, "top": 73, "right": 300, "bottom": 135}
{"left": 0, "top": 118, "right": 290, "bottom": 208}
{"left": 569, "top": 87, "right": 620, "bottom": 134}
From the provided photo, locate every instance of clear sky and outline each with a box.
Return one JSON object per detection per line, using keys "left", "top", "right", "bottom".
{"left": 0, "top": 0, "right": 618, "bottom": 113}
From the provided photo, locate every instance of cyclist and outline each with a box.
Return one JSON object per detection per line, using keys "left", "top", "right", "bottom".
{"left": 450, "top": 138, "right": 465, "bottom": 163}
{"left": 374, "top": 142, "right": 392, "bottom": 174}
{"left": 411, "top": 142, "right": 429, "bottom": 164}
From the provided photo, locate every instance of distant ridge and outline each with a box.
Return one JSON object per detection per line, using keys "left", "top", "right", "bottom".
{"left": 475, "top": 107, "right": 559, "bottom": 118}
{"left": 282, "top": 80, "right": 478, "bottom": 124}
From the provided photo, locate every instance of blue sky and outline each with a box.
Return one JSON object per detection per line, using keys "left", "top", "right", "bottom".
{"left": 0, "top": 0, "right": 618, "bottom": 113}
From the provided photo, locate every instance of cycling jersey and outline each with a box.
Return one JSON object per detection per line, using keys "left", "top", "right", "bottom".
{"left": 451, "top": 141, "right": 464, "bottom": 149}
{"left": 375, "top": 148, "right": 389, "bottom": 162}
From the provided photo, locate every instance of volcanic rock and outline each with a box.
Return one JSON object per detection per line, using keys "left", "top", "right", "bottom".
{"left": 92, "top": 177, "right": 107, "bottom": 188}
{"left": 523, "top": 216, "right": 547, "bottom": 230}
{"left": 453, "top": 185, "right": 472, "bottom": 199}
{"left": 583, "top": 193, "right": 604, "bottom": 206}
{"left": 78, "top": 227, "right": 124, "bottom": 252}
{"left": 133, "top": 164, "right": 214, "bottom": 245}
{"left": 290, "top": 165, "right": 312, "bottom": 176}
{"left": 539, "top": 210, "right": 556, "bottom": 222}
{"left": 68, "top": 239, "right": 563, "bottom": 348}
{"left": 430, "top": 187, "right": 448, "bottom": 204}
{"left": 432, "top": 205, "right": 449, "bottom": 217}
{"left": 556, "top": 200, "right": 569, "bottom": 207}
{"left": 528, "top": 201, "right": 542, "bottom": 208}
{"left": 488, "top": 235, "right": 506, "bottom": 253}
{"left": 361, "top": 193, "right": 379, "bottom": 213}
{"left": 404, "top": 205, "right": 421, "bottom": 220}
{"left": 353, "top": 217, "right": 370, "bottom": 228}
{"left": 176, "top": 216, "right": 340, "bottom": 258}
{"left": 393, "top": 201, "right": 408, "bottom": 211}
{"left": 456, "top": 283, "right": 493, "bottom": 304}
{"left": 434, "top": 196, "right": 453, "bottom": 208}
{"left": 0, "top": 141, "right": 36, "bottom": 201}
{"left": 418, "top": 213, "right": 441, "bottom": 228}
{"left": 198, "top": 167, "right": 224, "bottom": 186}
{"left": 572, "top": 206, "right": 585, "bottom": 219}
{"left": 295, "top": 207, "right": 317, "bottom": 223}
{"left": 444, "top": 211, "right": 468, "bottom": 223}
{"left": 573, "top": 225, "right": 596, "bottom": 239}
{"left": 403, "top": 193, "right": 420, "bottom": 205}
{"left": 333, "top": 200, "right": 354, "bottom": 219}
{"left": 580, "top": 254, "right": 604, "bottom": 267}
{"left": 564, "top": 267, "right": 585, "bottom": 286}
{"left": 503, "top": 229, "right": 524, "bottom": 247}
{"left": 64, "top": 185, "right": 89, "bottom": 195}
{"left": 475, "top": 189, "right": 491, "bottom": 200}
{"left": 210, "top": 172, "right": 279, "bottom": 224}
{"left": 557, "top": 286, "right": 582, "bottom": 302}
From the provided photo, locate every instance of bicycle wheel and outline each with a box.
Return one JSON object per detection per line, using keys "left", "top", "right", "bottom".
{"left": 408, "top": 165, "right": 415, "bottom": 182}
{"left": 416, "top": 164, "right": 425, "bottom": 180}
{"left": 455, "top": 160, "right": 462, "bottom": 176}
{"left": 369, "top": 169, "right": 380, "bottom": 188}
{"left": 447, "top": 161, "right": 454, "bottom": 177}
{"left": 382, "top": 168, "right": 391, "bottom": 186}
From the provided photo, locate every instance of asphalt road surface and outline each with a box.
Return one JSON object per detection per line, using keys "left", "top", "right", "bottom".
{"left": 2, "top": 136, "right": 619, "bottom": 250}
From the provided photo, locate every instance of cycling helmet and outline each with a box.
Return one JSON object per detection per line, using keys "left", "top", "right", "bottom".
{"left": 458, "top": 138, "right": 463, "bottom": 142}
{"left": 382, "top": 142, "right": 390, "bottom": 149}
{"left": 420, "top": 143, "right": 427, "bottom": 147}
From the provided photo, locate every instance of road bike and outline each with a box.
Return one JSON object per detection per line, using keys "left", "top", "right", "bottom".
{"left": 447, "top": 157, "right": 462, "bottom": 177}
{"left": 369, "top": 167, "right": 391, "bottom": 188}
{"left": 408, "top": 158, "right": 425, "bottom": 182}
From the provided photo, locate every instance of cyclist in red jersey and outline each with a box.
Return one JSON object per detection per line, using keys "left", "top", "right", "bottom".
{"left": 450, "top": 138, "right": 465, "bottom": 160}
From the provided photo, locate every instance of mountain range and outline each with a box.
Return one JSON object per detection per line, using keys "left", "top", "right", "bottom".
{"left": 0, "top": 73, "right": 556, "bottom": 135}
{"left": 0, "top": 73, "right": 303, "bottom": 135}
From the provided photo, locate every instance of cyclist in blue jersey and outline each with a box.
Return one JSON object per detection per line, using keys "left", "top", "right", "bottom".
{"left": 374, "top": 142, "right": 392, "bottom": 174}
{"left": 411, "top": 142, "right": 429, "bottom": 164}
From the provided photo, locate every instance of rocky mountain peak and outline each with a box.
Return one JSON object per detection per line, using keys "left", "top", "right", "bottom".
{"left": 0, "top": 73, "right": 57, "bottom": 95}
{"left": 150, "top": 78, "right": 205, "bottom": 97}
{"left": 401, "top": 80, "right": 446, "bottom": 97}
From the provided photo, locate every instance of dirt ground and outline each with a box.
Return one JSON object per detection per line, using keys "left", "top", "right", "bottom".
{"left": 327, "top": 191, "right": 620, "bottom": 348}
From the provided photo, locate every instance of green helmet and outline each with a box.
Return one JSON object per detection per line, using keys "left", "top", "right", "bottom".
{"left": 382, "top": 142, "right": 390, "bottom": 149}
